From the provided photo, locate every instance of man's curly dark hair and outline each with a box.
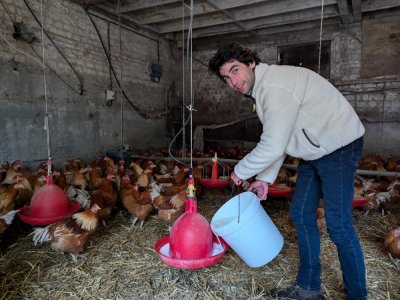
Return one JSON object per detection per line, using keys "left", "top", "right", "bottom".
{"left": 208, "top": 41, "right": 261, "bottom": 82}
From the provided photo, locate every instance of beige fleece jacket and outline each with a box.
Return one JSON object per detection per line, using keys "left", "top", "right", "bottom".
{"left": 234, "top": 63, "right": 365, "bottom": 183}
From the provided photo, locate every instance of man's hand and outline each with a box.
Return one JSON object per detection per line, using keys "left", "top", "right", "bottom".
{"left": 247, "top": 180, "right": 269, "bottom": 200}
{"left": 230, "top": 171, "right": 243, "bottom": 186}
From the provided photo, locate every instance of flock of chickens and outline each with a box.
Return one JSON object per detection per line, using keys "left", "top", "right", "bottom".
{"left": 0, "top": 154, "right": 203, "bottom": 262}
{"left": 0, "top": 149, "right": 399, "bottom": 262}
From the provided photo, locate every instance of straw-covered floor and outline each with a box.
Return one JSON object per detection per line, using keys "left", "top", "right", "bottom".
{"left": 0, "top": 188, "right": 399, "bottom": 299}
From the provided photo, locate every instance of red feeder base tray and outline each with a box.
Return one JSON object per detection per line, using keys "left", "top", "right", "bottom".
{"left": 268, "top": 184, "right": 294, "bottom": 197}
{"left": 199, "top": 179, "right": 230, "bottom": 189}
{"left": 18, "top": 202, "right": 81, "bottom": 225}
{"left": 154, "top": 236, "right": 228, "bottom": 269}
{"left": 352, "top": 199, "right": 368, "bottom": 208}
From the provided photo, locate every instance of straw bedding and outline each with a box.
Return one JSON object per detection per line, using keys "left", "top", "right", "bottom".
{"left": 0, "top": 188, "right": 399, "bottom": 299}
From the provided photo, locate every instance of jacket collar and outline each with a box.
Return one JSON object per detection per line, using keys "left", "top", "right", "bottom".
{"left": 244, "top": 63, "right": 264, "bottom": 101}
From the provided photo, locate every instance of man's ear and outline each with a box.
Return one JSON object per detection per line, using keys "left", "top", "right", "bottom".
{"left": 250, "top": 60, "right": 256, "bottom": 69}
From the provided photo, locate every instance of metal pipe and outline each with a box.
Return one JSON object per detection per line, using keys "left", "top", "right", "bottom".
{"left": 130, "top": 154, "right": 400, "bottom": 177}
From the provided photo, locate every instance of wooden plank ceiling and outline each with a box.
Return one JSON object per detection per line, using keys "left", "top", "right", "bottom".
{"left": 81, "top": 0, "right": 400, "bottom": 48}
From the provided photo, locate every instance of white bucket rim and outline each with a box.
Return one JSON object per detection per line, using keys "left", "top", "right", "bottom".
{"left": 211, "top": 192, "right": 261, "bottom": 237}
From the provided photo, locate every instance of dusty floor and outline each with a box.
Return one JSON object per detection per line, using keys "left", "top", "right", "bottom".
{"left": 0, "top": 187, "right": 399, "bottom": 299}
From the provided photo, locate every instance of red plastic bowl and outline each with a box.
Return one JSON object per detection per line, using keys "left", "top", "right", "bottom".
{"left": 268, "top": 184, "right": 294, "bottom": 197}
{"left": 199, "top": 179, "right": 230, "bottom": 189}
{"left": 352, "top": 199, "right": 368, "bottom": 208}
{"left": 154, "top": 236, "right": 228, "bottom": 269}
{"left": 18, "top": 202, "right": 80, "bottom": 225}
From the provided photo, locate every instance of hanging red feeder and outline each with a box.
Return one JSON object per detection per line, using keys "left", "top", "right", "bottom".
{"left": 18, "top": 158, "right": 80, "bottom": 225}
{"left": 352, "top": 198, "right": 368, "bottom": 208}
{"left": 154, "top": 175, "right": 228, "bottom": 269}
{"left": 268, "top": 183, "right": 294, "bottom": 198}
{"left": 199, "top": 153, "right": 230, "bottom": 189}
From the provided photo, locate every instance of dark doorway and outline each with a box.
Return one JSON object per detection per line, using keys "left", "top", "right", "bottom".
{"left": 277, "top": 41, "right": 331, "bottom": 79}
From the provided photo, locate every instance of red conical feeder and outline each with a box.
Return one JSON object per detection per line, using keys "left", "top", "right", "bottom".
{"left": 199, "top": 153, "right": 230, "bottom": 189}
{"left": 18, "top": 158, "right": 80, "bottom": 225}
{"left": 154, "top": 175, "right": 228, "bottom": 269}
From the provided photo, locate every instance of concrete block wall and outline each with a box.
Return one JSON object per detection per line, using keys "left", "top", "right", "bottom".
{"left": 190, "top": 23, "right": 400, "bottom": 157}
{"left": 337, "top": 79, "right": 400, "bottom": 156}
{"left": 0, "top": 0, "right": 181, "bottom": 168}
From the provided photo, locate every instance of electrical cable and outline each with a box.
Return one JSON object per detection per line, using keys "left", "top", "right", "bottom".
{"left": 84, "top": 7, "right": 165, "bottom": 119}
{"left": 82, "top": 3, "right": 158, "bottom": 43}
{"left": 107, "top": 23, "right": 113, "bottom": 90}
{"left": 0, "top": 1, "right": 81, "bottom": 96}
{"left": 0, "top": 24, "right": 79, "bottom": 98}
{"left": 22, "top": 0, "right": 84, "bottom": 95}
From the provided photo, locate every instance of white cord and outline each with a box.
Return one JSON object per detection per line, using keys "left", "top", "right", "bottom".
{"left": 182, "top": 1, "right": 186, "bottom": 156}
{"left": 118, "top": 0, "right": 124, "bottom": 149}
{"left": 189, "top": 0, "right": 193, "bottom": 170}
{"left": 317, "top": 0, "right": 324, "bottom": 75}
{"left": 166, "top": 0, "right": 195, "bottom": 170}
{"left": 40, "top": 0, "right": 51, "bottom": 160}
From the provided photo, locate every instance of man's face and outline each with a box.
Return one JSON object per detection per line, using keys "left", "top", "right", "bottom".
{"left": 219, "top": 59, "right": 256, "bottom": 94}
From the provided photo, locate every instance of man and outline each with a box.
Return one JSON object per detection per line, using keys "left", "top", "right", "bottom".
{"left": 208, "top": 42, "right": 367, "bottom": 300}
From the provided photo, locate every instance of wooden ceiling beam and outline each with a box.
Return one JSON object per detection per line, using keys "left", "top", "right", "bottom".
{"left": 179, "top": 19, "right": 340, "bottom": 50}
{"left": 362, "top": 0, "right": 400, "bottom": 12}
{"left": 157, "top": 0, "right": 337, "bottom": 33}
{"left": 118, "top": 0, "right": 180, "bottom": 13}
{"left": 169, "top": 6, "right": 338, "bottom": 40}
{"left": 83, "top": 0, "right": 108, "bottom": 5}
{"left": 118, "top": 0, "right": 267, "bottom": 14}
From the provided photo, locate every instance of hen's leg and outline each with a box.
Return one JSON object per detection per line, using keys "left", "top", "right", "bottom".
{"left": 70, "top": 253, "right": 86, "bottom": 263}
{"left": 130, "top": 217, "right": 138, "bottom": 227}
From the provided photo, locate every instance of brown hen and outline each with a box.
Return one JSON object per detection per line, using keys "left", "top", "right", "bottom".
{"left": 31, "top": 205, "right": 101, "bottom": 263}
{"left": 89, "top": 175, "right": 118, "bottom": 226}
{"left": 120, "top": 175, "right": 154, "bottom": 228}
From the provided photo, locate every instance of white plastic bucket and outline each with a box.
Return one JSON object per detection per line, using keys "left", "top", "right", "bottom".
{"left": 211, "top": 192, "right": 283, "bottom": 268}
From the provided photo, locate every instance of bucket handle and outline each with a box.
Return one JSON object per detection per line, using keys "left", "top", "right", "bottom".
{"left": 231, "top": 184, "right": 244, "bottom": 223}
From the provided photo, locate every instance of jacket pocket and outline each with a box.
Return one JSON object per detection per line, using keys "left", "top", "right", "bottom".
{"left": 286, "top": 128, "right": 327, "bottom": 160}
{"left": 302, "top": 129, "right": 320, "bottom": 148}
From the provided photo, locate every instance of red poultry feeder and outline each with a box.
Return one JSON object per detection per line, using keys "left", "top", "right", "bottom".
{"left": 154, "top": 175, "right": 228, "bottom": 269}
{"left": 18, "top": 158, "right": 80, "bottom": 226}
{"left": 268, "top": 183, "right": 294, "bottom": 198}
{"left": 199, "top": 153, "right": 230, "bottom": 189}
{"left": 352, "top": 198, "right": 368, "bottom": 208}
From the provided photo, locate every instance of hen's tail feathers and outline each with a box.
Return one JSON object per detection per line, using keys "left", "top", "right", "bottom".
{"left": 0, "top": 209, "right": 19, "bottom": 225}
{"left": 66, "top": 186, "right": 91, "bottom": 208}
{"left": 31, "top": 226, "right": 51, "bottom": 245}
{"left": 73, "top": 210, "right": 99, "bottom": 231}
{"left": 149, "top": 181, "right": 162, "bottom": 193}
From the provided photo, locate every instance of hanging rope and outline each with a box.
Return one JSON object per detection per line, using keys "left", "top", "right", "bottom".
{"left": 167, "top": 0, "right": 195, "bottom": 169}
{"left": 181, "top": 0, "right": 186, "bottom": 157}
{"left": 40, "top": 0, "right": 51, "bottom": 161}
{"left": 117, "top": 0, "right": 124, "bottom": 149}
{"left": 189, "top": 0, "right": 194, "bottom": 170}
{"left": 317, "top": 0, "right": 324, "bottom": 75}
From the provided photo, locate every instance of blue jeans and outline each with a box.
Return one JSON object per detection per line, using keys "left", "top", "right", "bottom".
{"left": 290, "top": 137, "right": 366, "bottom": 300}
